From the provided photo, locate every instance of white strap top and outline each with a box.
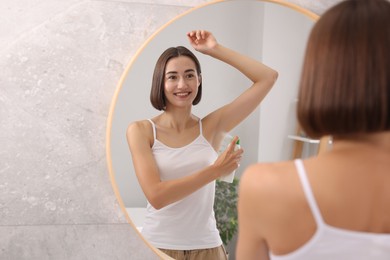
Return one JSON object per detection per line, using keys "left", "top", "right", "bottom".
{"left": 141, "top": 119, "right": 222, "bottom": 250}
{"left": 270, "top": 159, "right": 390, "bottom": 260}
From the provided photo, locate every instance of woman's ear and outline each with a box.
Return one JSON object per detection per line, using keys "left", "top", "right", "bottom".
{"left": 198, "top": 73, "right": 202, "bottom": 87}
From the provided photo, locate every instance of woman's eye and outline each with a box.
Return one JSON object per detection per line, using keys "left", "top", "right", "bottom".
{"left": 167, "top": 75, "right": 177, "bottom": 80}
{"left": 186, "top": 74, "right": 195, "bottom": 79}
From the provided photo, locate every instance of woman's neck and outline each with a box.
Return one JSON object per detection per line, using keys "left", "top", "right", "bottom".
{"left": 157, "top": 110, "right": 197, "bottom": 132}
{"left": 332, "top": 131, "right": 390, "bottom": 154}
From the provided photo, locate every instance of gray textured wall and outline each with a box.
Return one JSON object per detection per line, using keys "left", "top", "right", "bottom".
{"left": 0, "top": 0, "right": 341, "bottom": 259}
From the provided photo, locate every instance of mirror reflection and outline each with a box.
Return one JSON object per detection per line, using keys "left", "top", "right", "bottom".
{"left": 107, "top": 0, "right": 316, "bottom": 257}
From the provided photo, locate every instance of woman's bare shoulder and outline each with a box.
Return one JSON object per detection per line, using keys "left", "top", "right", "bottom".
{"left": 241, "top": 161, "right": 297, "bottom": 186}
{"left": 239, "top": 160, "right": 301, "bottom": 206}
{"left": 127, "top": 119, "right": 151, "bottom": 133}
{"left": 126, "top": 120, "right": 154, "bottom": 146}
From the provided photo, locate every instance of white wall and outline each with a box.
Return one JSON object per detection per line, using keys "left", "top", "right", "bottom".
{"left": 258, "top": 2, "right": 315, "bottom": 162}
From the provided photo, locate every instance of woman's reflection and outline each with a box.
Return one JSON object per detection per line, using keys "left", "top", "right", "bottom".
{"left": 125, "top": 30, "right": 277, "bottom": 260}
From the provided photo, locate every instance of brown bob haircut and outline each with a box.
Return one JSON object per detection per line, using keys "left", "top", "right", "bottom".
{"left": 150, "top": 46, "right": 202, "bottom": 111}
{"left": 297, "top": 0, "right": 390, "bottom": 139}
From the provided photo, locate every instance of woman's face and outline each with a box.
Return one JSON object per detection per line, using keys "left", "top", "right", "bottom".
{"left": 163, "top": 56, "right": 201, "bottom": 109}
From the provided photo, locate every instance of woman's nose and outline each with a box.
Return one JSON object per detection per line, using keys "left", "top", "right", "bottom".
{"left": 177, "top": 77, "right": 187, "bottom": 88}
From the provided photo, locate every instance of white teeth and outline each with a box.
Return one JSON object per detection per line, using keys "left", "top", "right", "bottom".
{"left": 175, "top": 92, "right": 189, "bottom": 96}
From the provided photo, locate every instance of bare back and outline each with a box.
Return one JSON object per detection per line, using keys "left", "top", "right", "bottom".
{"left": 238, "top": 133, "right": 390, "bottom": 256}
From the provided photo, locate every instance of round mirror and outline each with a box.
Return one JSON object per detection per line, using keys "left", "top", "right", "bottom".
{"left": 107, "top": 0, "right": 317, "bottom": 257}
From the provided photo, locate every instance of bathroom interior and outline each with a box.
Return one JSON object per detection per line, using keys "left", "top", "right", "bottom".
{"left": 1, "top": 0, "right": 339, "bottom": 259}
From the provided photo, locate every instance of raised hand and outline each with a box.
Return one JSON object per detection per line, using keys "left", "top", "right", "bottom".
{"left": 187, "top": 30, "right": 218, "bottom": 54}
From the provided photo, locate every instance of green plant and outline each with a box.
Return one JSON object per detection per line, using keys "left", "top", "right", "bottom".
{"left": 214, "top": 177, "right": 239, "bottom": 246}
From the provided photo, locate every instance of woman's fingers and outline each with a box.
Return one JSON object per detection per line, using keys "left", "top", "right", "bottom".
{"left": 226, "top": 137, "right": 243, "bottom": 164}
{"left": 213, "top": 137, "right": 243, "bottom": 176}
{"left": 187, "top": 30, "right": 209, "bottom": 41}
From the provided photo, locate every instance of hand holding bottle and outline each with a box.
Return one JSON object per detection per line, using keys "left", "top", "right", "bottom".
{"left": 219, "top": 137, "right": 241, "bottom": 183}
{"left": 213, "top": 136, "right": 242, "bottom": 183}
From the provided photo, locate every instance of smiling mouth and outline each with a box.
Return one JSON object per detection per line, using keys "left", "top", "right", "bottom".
{"left": 174, "top": 92, "right": 191, "bottom": 97}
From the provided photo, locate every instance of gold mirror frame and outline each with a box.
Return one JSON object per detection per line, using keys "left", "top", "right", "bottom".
{"left": 106, "top": 0, "right": 319, "bottom": 258}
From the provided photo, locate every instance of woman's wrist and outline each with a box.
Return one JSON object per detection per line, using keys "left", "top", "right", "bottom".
{"left": 205, "top": 164, "right": 222, "bottom": 181}
{"left": 203, "top": 43, "right": 222, "bottom": 57}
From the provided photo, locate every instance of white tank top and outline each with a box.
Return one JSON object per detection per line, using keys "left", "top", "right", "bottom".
{"left": 141, "top": 119, "right": 222, "bottom": 250}
{"left": 271, "top": 159, "right": 390, "bottom": 260}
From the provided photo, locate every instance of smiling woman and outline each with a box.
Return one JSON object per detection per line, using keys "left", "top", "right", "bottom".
{"left": 106, "top": 0, "right": 317, "bottom": 259}
{"left": 150, "top": 46, "right": 202, "bottom": 111}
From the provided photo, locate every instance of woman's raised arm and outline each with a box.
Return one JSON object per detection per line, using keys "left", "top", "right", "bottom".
{"left": 187, "top": 30, "right": 278, "bottom": 133}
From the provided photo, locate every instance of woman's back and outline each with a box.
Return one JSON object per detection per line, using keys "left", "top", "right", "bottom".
{"left": 305, "top": 135, "right": 390, "bottom": 232}
{"left": 241, "top": 133, "right": 390, "bottom": 259}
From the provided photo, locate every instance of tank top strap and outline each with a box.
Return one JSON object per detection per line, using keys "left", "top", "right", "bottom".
{"left": 147, "top": 119, "right": 157, "bottom": 140}
{"left": 294, "top": 159, "right": 325, "bottom": 227}
{"left": 198, "top": 118, "right": 203, "bottom": 136}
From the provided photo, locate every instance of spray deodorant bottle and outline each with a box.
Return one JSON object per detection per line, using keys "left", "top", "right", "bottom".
{"left": 219, "top": 138, "right": 240, "bottom": 183}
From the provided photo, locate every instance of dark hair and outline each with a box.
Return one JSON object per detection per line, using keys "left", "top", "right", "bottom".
{"left": 150, "top": 46, "right": 202, "bottom": 111}
{"left": 297, "top": 0, "right": 390, "bottom": 138}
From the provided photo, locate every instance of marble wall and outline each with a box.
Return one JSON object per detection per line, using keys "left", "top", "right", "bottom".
{"left": 0, "top": 0, "right": 341, "bottom": 259}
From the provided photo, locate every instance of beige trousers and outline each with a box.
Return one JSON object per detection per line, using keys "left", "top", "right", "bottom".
{"left": 159, "top": 245, "right": 228, "bottom": 260}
